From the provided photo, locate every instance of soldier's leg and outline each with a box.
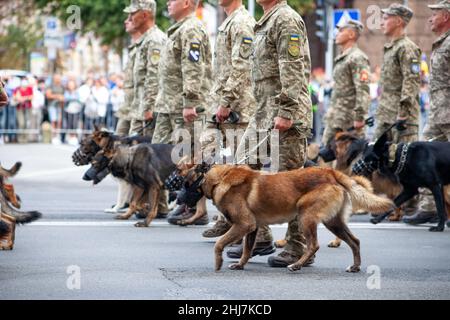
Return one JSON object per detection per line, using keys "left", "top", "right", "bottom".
{"left": 115, "top": 118, "right": 131, "bottom": 136}
{"left": 129, "top": 119, "right": 144, "bottom": 136}
{"left": 268, "top": 130, "right": 312, "bottom": 267}
{"left": 151, "top": 113, "right": 172, "bottom": 144}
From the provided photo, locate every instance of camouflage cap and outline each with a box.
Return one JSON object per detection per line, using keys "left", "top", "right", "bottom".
{"left": 381, "top": 3, "right": 414, "bottom": 23}
{"left": 337, "top": 19, "right": 364, "bottom": 33}
{"left": 428, "top": 0, "right": 450, "bottom": 10}
{"left": 124, "top": 0, "right": 156, "bottom": 13}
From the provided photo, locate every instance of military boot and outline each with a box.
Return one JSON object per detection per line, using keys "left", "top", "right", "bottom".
{"left": 226, "top": 241, "right": 275, "bottom": 259}
{"left": 202, "top": 219, "right": 231, "bottom": 238}
{"left": 267, "top": 251, "right": 315, "bottom": 268}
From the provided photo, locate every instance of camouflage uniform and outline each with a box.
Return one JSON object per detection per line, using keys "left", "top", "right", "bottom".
{"left": 153, "top": 14, "right": 212, "bottom": 145}
{"left": 115, "top": 42, "right": 137, "bottom": 136}
{"left": 244, "top": 1, "right": 313, "bottom": 255}
{"left": 375, "top": 5, "right": 421, "bottom": 143}
{"left": 417, "top": 7, "right": 450, "bottom": 213}
{"left": 322, "top": 44, "right": 370, "bottom": 145}
{"left": 129, "top": 26, "right": 167, "bottom": 138}
{"left": 201, "top": 6, "right": 256, "bottom": 162}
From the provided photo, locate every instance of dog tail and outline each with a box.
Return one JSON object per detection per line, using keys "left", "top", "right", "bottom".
{"left": 335, "top": 171, "right": 394, "bottom": 213}
{"left": 0, "top": 162, "right": 22, "bottom": 178}
{"left": 0, "top": 192, "right": 42, "bottom": 224}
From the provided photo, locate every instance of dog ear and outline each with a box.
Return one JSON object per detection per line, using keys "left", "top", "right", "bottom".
{"left": 374, "top": 132, "right": 388, "bottom": 156}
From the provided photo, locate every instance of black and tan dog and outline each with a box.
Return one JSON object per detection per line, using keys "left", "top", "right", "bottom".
{"left": 353, "top": 132, "right": 450, "bottom": 232}
{"left": 179, "top": 164, "right": 393, "bottom": 272}
{"left": 0, "top": 162, "right": 41, "bottom": 250}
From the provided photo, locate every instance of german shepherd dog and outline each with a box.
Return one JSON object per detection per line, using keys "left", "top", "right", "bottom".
{"left": 99, "top": 143, "right": 176, "bottom": 227}
{"left": 179, "top": 164, "right": 393, "bottom": 272}
{"left": 0, "top": 162, "right": 42, "bottom": 250}
{"left": 353, "top": 132, "right": 450, "bottom": 232}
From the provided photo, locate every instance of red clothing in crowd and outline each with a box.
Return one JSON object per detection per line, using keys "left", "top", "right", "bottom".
{"left": 14, "top": 86, "right": 33, "bottom": 110}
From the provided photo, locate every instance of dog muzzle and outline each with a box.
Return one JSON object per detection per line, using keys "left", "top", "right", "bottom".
{"left": 176, "top": 175, "right": 205, "bottom": 208}
{"left": 318, "top": 146, "right": 336, "bottom": 163}
{"left": 165, "top": 171, "right": 185, "bottom": 192}
{"left": 352, "top": 159, "right": 378, "bottom": 176}
{"left": 73, "top": 149, "right": 92, "bottom": 166}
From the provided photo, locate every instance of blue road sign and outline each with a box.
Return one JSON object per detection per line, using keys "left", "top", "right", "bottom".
{"left": 333, "top": 9, "right": 361, "bottom": 29}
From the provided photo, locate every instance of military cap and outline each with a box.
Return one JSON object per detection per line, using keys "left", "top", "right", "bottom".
{"left": 381, "top": 3, "right": 414, "bottom": 23}
{"left": 124, "top": 0, "right": 156, "bottom": 13}
{"left": 428, "top": 0, "right": 450, "bottom": 11}
{"left": 338, "top": 19, "right": 364, "bottom": 33}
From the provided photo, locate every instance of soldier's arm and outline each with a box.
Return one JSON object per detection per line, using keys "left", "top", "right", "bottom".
{"left": 180, "top": 26, "right": 210, "bottom": 108}
{"left": 143, "top": 38, "right": 165, "bottom": 115}
{"left": 219, "top": 22, "right": 254, "bottom": 109}
{"left": 350, "top": 55, "right": 370, "bottom": 122}
{"left": 275, "top": 17, "right": 307, "bottom": 121}
{"left": 398, "top": 45, "right": 421, "bottom": 118}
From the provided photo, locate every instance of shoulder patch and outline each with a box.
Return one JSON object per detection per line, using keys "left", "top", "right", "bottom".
{"left": 288, "top": 34, "right": 300, "bottom": 57}
{"left": 242, "top": 37, "right": 253, "bottom": 45}
{"left": 150, "top": 49, "right": 161, "bottom": 65}
{"left": 188, "top": 42, "right": 201, "bottom": 62}
{"left": 359, "top": 69, "right": 369, "bottom": 82}
{"left": 240, "top": 37, "right": 253, "bottom": 59}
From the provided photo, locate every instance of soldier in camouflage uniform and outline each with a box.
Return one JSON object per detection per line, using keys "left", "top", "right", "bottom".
{"left": 374, "top": 3, "right": 421, "bottom": 144}
{"left": 198, "top": 0, "right": 257, "bottom": 238}
{"left": 232, "top": 0, "right": 313, "bottom": 268}
{"left": 105, "top": 2, "right": 143, "bottom": 214}
{"left": 322, "top": 19, "right": 370, "bottom": 146}
{"left": 404, "top": 0, "right": 450, "bottom": 225}
{"left": 127, "top": 0, "right": 167, "bottom": 138}
{"left": 155, "top": 0, "right": 212, "bottom": 225}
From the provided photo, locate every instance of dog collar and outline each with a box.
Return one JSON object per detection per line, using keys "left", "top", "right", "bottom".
{"left": 392, "top": 143, "right": 410, "bottom": 175}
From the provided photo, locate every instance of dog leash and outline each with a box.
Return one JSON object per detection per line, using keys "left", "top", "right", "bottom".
{"left": 234, "top": 121, "right": 304, "bottom": 165}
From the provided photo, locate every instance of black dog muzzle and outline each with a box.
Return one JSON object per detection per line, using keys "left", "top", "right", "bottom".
{"left": 352, "top": 159, "right": 378, "bottom": 176}
{"left": 176, "top": 175, "right": 205, "bottom": 208}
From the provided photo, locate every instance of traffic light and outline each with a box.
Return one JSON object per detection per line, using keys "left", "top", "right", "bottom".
{"left": 315, "top": 8, "right": 327, "bottom": 44}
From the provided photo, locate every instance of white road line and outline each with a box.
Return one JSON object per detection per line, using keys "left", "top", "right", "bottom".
{"left": 28, "top": 220, "right": 435, "bottom": 230}
{"left": 18, "top": 167, "right": 82, "bottom": 179}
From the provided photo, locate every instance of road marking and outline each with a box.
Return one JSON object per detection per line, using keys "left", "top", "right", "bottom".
{"left": 18, "top": 167, "right": 82, "bottom": 179}
{"left": 28, "top": 220, "right": 436, "bottom": 230}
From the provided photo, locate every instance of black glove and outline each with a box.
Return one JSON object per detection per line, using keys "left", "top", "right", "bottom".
{"left": 395, "top": 119, "right": 407, "bottom": 131}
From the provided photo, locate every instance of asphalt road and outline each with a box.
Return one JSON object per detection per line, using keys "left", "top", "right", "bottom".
{"left": 1, "top": 144, "right": 449, "bottom": 300}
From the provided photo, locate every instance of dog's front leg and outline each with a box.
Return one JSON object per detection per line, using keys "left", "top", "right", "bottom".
{"left": 215, "top": 224, "right": 248, "bottom": 272}
{"left": 370, "top": 187, "right": 418, "bottom": 224}
{"left": 179, "top": 196, "right": 207, "bottom": 226}
{"left": 116, "top": 187, "right": 144, "bottom": 220}
{"left": 135, "top": 186, "right": 159, "bottom": 228}
{"left": 229, "top": 227, "right": 258, "bottom": 270}
{"left": 429, "top": 184, "right": 446, "bottom": 232}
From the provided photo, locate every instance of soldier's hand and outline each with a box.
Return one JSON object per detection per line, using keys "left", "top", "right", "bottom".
{"left": 273, "top": 117, "right": 293, "bottom": 132}
{"left": 183, "top": 107, "right": 198, "bottom": 123}
{"left": 216, "top": 106, "right": 231, "bottom": 123}
{"left": 144, "top": 111, "right": 153, "bottom": 122}
{"left": 353, "top": 120, "right": 365, "bottom": 130}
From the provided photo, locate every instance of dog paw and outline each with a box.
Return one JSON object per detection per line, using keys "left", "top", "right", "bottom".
{"left": 134, "top": 222, "right": 148, "bottom": 228}
{"left": 215, "top": 258, "right": 223, "bottom": 272}
{"left": 327, "top": 240, "right": 341, "bottom": 248}
{"left": 228, "top": 263, "right": 244, "bottom": 270}
{"left": 287, "top": 264, "right": 301, "bottom": 272}
{"left": 429, "top": 225, "right": 444, "bottom": 232}
{"left": 345, "top": 265, "right": 361, "bottom": 273}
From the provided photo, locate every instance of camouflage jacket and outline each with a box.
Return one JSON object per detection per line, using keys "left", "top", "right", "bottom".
{"left": 429, "top": 29, "right": 450, "bottom": 125}
{"left": 130, "top": 26, "right": 167, "bottom": 120}
{"left": 155, "top": 14, "right": 212, "bottom": 114}
{"left": 377, "top": 35, "right": 421, "bottom": 125}
{"left": 251, "top": 1, "right": 312, "bottom": 132}
{"left": 210, "top": 6, "right": 256, "bottom": 123}
{"left": 116, "top": 42, "right": 138, "bottom": 120}
{"left": 327, "top": 45, "right": 370, "bottom": 126}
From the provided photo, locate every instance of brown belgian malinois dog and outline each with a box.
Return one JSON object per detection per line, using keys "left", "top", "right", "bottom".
{"left": 0, "top": 162, "right": 41, "bottom": 250}
{"left": 178, "top": 164, "right": 394, "bottom": 273}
